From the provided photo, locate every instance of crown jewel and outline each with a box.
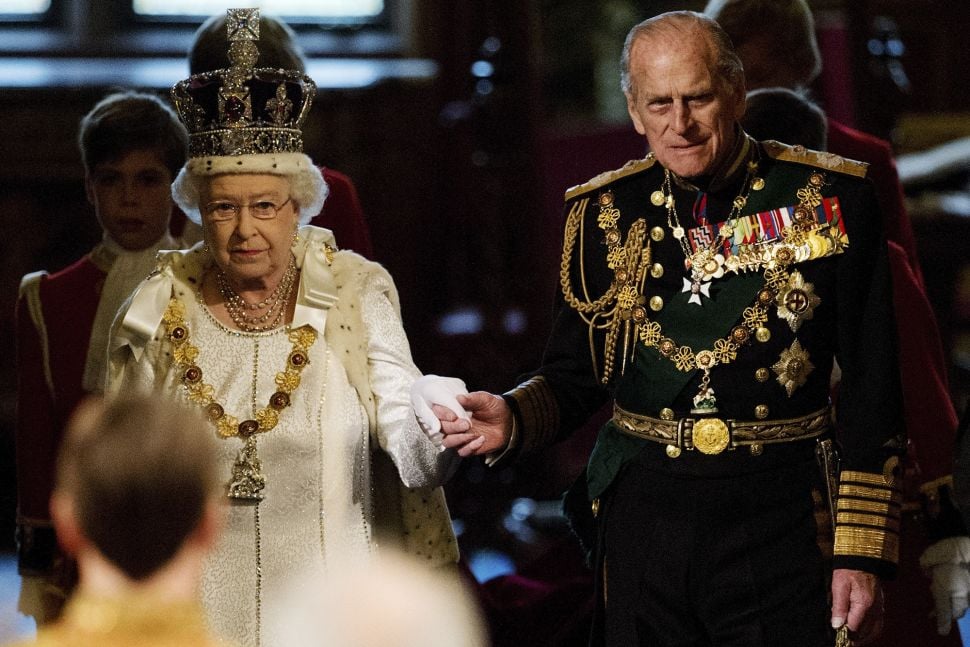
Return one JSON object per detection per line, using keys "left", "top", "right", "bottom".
{"left": 171, "top": 8, "right": 315, "bottom": 158}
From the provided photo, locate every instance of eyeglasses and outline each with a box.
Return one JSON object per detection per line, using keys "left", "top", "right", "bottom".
{"left": 203, "top": 196, "right": 293, "bottom": 222}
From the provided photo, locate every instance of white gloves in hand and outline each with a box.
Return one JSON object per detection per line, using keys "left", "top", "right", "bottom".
{"left": 411, "top": 375, "right": 470, "bottom": 450}
{"left": 920, "top": 536, "right": 970, "bottom": 635}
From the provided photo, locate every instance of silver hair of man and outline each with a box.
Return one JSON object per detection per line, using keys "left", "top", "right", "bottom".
{"left": 620, "top": 11, "right": 745, "bottom": 99}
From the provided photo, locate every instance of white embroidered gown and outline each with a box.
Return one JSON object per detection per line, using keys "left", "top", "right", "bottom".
{"left": 112, "top": 266, "right": 448, "bottom": 647}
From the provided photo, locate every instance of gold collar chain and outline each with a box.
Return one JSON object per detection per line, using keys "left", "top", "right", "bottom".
{"left": 629, "top": 171, "right": 824, "bottom": 372}
{"left": 559, "top": 157, "right": 828, "bottom": 392}
{"left": 163, "top": 297, "right": 316, "bottom": 438}
{"left": 161, "top": 297, "right": 317, "bottom": 499}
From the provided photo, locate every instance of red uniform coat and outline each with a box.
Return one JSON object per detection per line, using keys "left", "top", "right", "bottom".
{"left": 312, "top": 167, "right": 374, "bottom": 259}
{"left": 15, "top": 253, "right": 108, "bottom": 576}
{"left": 829, "top": 118, "right": 956, "bottom": 485}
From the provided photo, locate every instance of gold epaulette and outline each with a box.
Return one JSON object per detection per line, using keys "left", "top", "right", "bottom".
{"left": 761, "top": 139, "right": 869, "bottom": 179}
{"left": 18, "top": 270, "right": 54, "bottom": 396}
{"left": 564, "top": 155, "right": 656, "bottom": 202}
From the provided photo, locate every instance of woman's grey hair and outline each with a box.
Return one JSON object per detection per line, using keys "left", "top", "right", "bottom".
{"left": 620, "top": 11, "right": 744, "bottom": 99}
{"left": 171, "top": 153, "right": 327, "bottom": 226}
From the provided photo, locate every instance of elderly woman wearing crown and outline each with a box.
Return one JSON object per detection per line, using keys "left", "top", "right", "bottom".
{"left": 106, "top": 9, "right": 460, "bottom": 646}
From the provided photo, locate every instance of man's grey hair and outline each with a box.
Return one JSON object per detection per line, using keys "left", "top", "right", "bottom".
{"left": 620, "top": 11, "right": 744, "bottom": 99}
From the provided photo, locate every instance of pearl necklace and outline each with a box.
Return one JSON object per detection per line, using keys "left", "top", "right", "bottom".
{"left": 217, "top": 255, "right": 298, "bottom": 332}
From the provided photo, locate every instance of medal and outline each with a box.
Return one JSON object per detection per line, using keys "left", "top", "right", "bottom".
{"left": 683, "top": 276, "right": 711, "bottom": 306}
{"left": 657, "top": 148, "right": 762, "bottom": 308}
{"left": 776, "top": 270, "right": 820, "bottom": 332}
{"left": 691, "top": 363, "right": 719, "bottom": 414}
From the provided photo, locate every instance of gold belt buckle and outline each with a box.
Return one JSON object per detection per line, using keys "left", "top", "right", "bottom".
{"left": 691, "top": 418, "right": 730, "bottom": 455}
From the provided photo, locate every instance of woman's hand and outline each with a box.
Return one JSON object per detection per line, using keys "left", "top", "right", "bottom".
{"left": 410, "top": 375, "right": 470, "bottom": 449}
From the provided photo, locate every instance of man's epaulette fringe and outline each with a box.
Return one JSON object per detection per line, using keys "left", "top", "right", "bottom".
{"left": 761, "top": 140, "right": 869, "bottom": 178}
{"left": 564, "top": 155, "right": 656, "bottom": 202}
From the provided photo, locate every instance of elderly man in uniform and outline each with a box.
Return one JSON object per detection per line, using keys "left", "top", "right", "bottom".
{"left": 422, "top": 10, "right": 903, "bottom": 646}
{"left": 705, "top": 2, "right": 964, "bottom": 642}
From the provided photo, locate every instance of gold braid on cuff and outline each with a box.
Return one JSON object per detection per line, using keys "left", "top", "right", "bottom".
{"left": 504, "top": 376, "right": 559, "bottom": 455}
{"left": 834, "top": 470, "right": 903, "bottom": 564}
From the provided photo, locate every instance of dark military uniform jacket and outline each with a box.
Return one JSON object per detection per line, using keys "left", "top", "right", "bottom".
{"left": 506, "top": 133, "right": 905, "bottom": 577}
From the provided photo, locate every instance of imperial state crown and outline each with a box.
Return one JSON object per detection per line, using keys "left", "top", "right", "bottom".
{"left": 171, "top": 8, "right": 315, "bottom": 158}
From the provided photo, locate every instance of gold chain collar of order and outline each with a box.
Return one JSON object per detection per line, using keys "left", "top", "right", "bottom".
{"left": 559, "top": 158, "right": 828, "bottom": 389}
{"left": 633, "top": 171, "right": 824, "bottom": 374}
{"left": 162, "top": 297, "right": 317, "bottom": 498}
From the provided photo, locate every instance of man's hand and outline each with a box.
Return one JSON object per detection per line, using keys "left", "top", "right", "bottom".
{"left": 920, "top": 536, "right": 970, "bottom": 635}
{"left": 432, "top": 391, "right": 512, "bottom": 457}
{"left": 831, "top": 568, "right": 883, "bottom": 645}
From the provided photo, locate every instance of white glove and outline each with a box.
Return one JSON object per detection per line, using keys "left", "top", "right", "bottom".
{"left": 920, "top": 536, "right": 970, "bottom": 635}
{"left": 410, "top": 375, "right": 470, "bottom": 450}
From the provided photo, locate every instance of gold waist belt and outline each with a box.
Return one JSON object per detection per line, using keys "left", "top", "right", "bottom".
{"left": 612, "top": 404, "right": 832, "bottom": 456}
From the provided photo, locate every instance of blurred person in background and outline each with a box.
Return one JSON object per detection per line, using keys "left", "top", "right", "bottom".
{"left": 14, "top": 90, "right": 188, "bottom": 626}
{"left": 740, "top": 87, "right": 827, "bottom": 152}
{"left": 268, "top": 550, "right": 488, "bottom": 647}
{"left": 706, "top": 1, "right": 965, "bottom": 642}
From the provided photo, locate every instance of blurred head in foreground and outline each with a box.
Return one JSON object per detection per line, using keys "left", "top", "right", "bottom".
{"left": 269, "top": 551, "right": 489, "bottom": 647}
{"left": 53, "top": 394, "right": 221, "bottom": 586}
